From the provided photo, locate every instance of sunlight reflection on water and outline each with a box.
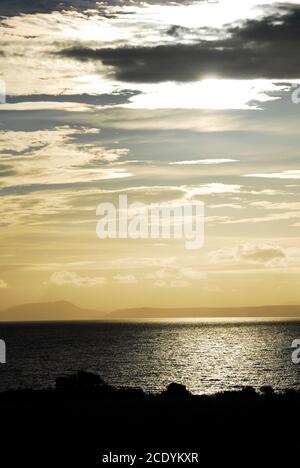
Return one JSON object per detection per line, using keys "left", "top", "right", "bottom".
{"left": 0, "top": 320, "right": 299, "bottom": 394}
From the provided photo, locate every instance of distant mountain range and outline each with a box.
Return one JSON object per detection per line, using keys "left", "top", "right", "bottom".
{"left": 0, "top": 300, "right": 103, "bottom": 322}
{"left": 1, "top": 300, "right": 300, "bottom": 321}
{"left": 110, "top": 305, "right": 300, "bottom": 319}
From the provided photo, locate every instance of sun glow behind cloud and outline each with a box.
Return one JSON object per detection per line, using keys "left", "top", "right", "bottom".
{"left": 123, "top": 79, "right": 285, "bottom": 110}
{"left": 2, "top": 0, "right": 299, "bottom": 110}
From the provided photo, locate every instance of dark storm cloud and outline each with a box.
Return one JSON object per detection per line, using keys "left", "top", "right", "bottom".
{"left": 108, "top": 0, "right": 199, "bottom": 4}
{"left": 57, "top": 5, "right": 300, "bottom": 82}
{"left": 6, "top": 90, "right": 140, "bottom": 106}
{"left": 0, "top": 1, "right": 99, "bottom": 17}
{"left": 0, "top": 0, "right": 198, "bottom": 17}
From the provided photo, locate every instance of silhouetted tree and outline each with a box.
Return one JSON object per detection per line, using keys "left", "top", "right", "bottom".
{"left": 165, "top": 382, "right": 191, "bottom": 397}
{"left": 56, "top": 370, "right": 105, "bottom": 391}
{"left": 260, "top": 385, "right": 274, "bottom": 395}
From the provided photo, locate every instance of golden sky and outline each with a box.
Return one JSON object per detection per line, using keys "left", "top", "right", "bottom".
{"left": 1, "top": 0, "right": 300, "bottom": 316}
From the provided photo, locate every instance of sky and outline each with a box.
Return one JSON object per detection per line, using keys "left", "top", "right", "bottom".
{"left": 1, "top": 0, "right": 300, "bottom": 314}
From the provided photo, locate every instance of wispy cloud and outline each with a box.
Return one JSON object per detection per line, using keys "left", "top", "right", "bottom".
{"left": 0, "top": 126, "right": 131, "bottom": 189}
{"left": 250, "top": 201, "right": 300, "bottom": 210}
{"left": 113, "top": 274, "right": 138, "bottom": 284}
{"left": 209, "top": 243, "right": 287, "bottom": 266}
{"left": 244, "top": 170, "right": 300, "bottom": 180}
{"left": 224, "top": 211, "right": 300, "bottom": 224}
{"left": 50, "top": 271, "right": 106, "bottom": 287}
{"left": 169, "top": 159, "right": 238, "bottom": 165}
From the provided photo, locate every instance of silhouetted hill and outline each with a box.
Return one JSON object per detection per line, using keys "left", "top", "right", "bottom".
{"left": 109, "top": 304, "right": 300, "bottom": 319}
{"left": 0, "top": 300, "right": 105, "bottom": 321}
{"left": 1, "top": 301, "right": 300, "bottom": 321}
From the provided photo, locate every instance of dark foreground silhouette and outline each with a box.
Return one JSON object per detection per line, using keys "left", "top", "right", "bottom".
{"left": 0, "top": 370, "right": 299, "bottom": 449}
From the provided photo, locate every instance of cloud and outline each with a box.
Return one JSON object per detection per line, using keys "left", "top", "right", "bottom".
{"left": 73, "top": 107, "right": 243, "bottom": 132}
{"left": 209, "top": 243, "right": 287, "bottom": 266}
{"left": 169, "top": 159, "right": 237, "bottom": 165}
{"left": 223, "top": 211, "right": 300, "bottom": 225}
{"left": 6, "top": 91, "right": 141, "bottom": 107}
{"left": 145, "top": 266, "right": 206, "bottom": 288}
{"left": 0, "top": 191, "right": 74, "bottom": 227}
{"left": 23, "top": 261, "right": 97, "bottom": 272}
{"left": 113, "top": 274, "right": 138, "bottom": 284}
{"left": 0, "top": 0, "right": 202, "bottom": 18}
{"left": 237, "top": 244, "right": 286, "bottom": 265}
{"left": 57, "top": 5, "right": 300, "bottom": 82}
{"left": 250, "top": 201, "right": 300, "bottom": 210}
{"left": 145, "top": 268, "right": 182, "bottom": 281}
{"left": 152, "top": 278, "right": 189, "bottom": 289}
{"left": 102, "top": 0, "right": 198, "bottom": 4}
{"left": 0, "top": 102, "right": 95, "bottom": 112}
{"left": 0, "top": 126, "right": 131, "bottom": 189}
{"left": 0, "top": 1, "right": 100, "bottom": 17}
{"left": 246, "top": 189, "right": 285, "bottom": 196}
{"left": 209, "top": 203, "right": 243, "bottom": 209}
{"left": 50, "top": 271, "right": 105, "bottom": 287}
{"left": 244, "top": 170, "right": 300, "bottom": 180}
{"left": 184, "top": 184, "right": 242, "bottom": 197}
{"left": 180, "top": 268, "right": 206, "bottom": 280}
{"left": 0, "top": 279, "right": 7, "bottom": 289}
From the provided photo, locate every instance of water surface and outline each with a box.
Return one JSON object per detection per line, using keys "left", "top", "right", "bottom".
{"left": 0, "top": 320, "right": 299, "bottom": 394}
